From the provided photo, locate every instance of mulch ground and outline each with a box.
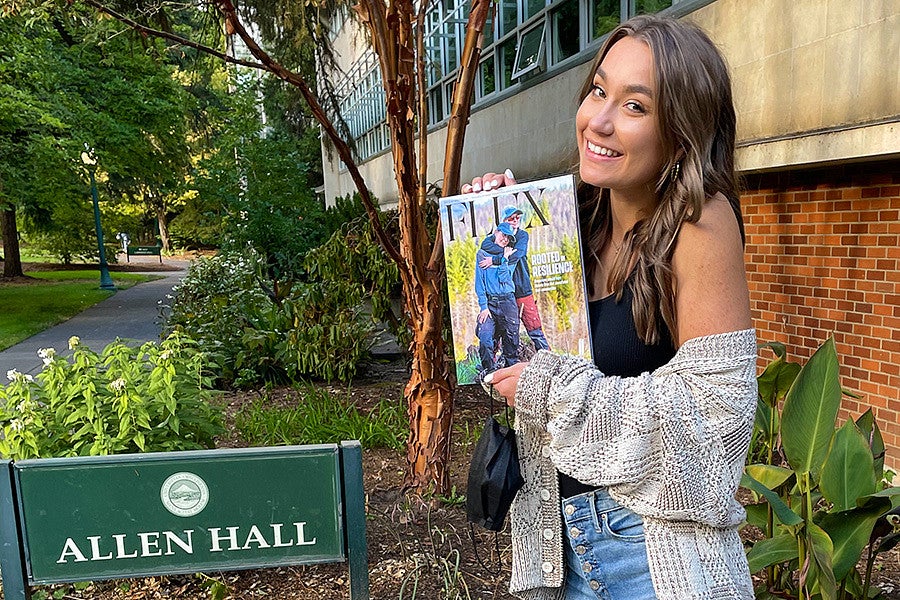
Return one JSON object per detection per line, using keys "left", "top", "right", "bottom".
{"left": 4, "top": 355, "right": 900, "bottom": 599}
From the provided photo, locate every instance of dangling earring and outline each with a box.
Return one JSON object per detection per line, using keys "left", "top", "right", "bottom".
{"left": 669, "top": 160, "right": 681, "bottom": 183}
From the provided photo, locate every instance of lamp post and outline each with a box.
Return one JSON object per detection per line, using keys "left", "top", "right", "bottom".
{"left": 81, "top": 146, "right": 116, "bottom": 291}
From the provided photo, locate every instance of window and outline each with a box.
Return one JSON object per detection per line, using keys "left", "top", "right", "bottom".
{"left": 479, "top": 55, "right": 496, "bottom": 98}
{"left": 333, "top": 0, "right": 679, "bottom": 165}
{"left": 429, "top": 88, "right": 444, "bottom": 125}
{"left": 551, "top": 0, "right": 580, "bottom": 63}
{"left": 499, "top": 0, "right": 518, "bottom": 36}
{"left": 524, "top": 0, "right": 545, "bottom": 22}
{"left": 636, "top": 0, "right": 672, "bottom": 14}
{"left": 482, "top": 11, "right": 495, "bottom": 46}
{"left": 512, "top": 22, "right": 545, "bottom": 79}
{"left": 499, "top": 37, "right": 517, "bottom": 89}
{"left": 591, "top": 0, "right": 619, "bottom": 40}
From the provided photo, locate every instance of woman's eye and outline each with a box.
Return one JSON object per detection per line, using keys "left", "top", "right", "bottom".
{"left": 625, "top": 101, "right": 646, "bottom": 113}
{"left": 590, "top": 84, "right": 605, "bottom": 98}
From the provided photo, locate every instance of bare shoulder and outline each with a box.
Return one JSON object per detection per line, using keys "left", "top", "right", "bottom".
{"left": 672, "top": 193, "right": 751, "bottom": 344}
{"left": 674, "top": 194, "right": 742, "bottom": 257}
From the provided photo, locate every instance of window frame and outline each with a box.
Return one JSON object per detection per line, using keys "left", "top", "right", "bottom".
{"left": 511, "top": 21, "right": 546, "bottom": 79}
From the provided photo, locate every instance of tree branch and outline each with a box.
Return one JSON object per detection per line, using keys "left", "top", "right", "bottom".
{"left": 79, "top": 0, "right": 266, "bottom": 70}
{"left": 78, "top": 0, "right": 406, "bottom": 270}
{"left": 416, "top": 0, "right": 428, "bottom": 209}
{"left": 428, "top": 0, "right": 491, "bottom": 274}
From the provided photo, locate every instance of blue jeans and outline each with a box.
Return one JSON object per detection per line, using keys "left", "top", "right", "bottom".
{"left": 562, "top": 489, "right": 657, "bottom": 600}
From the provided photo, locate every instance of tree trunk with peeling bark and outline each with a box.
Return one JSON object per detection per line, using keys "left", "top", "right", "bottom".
{"left": 79, "top": 0, "right": 491, "bottom": 494}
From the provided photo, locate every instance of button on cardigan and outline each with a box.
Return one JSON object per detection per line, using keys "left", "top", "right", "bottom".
{"left": 508, "top": 329, "right": 758, "bottom": 600}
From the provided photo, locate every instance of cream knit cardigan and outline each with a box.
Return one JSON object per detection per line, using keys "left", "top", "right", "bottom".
{"left": 509, "top": 329, "right": 757, "bottom": 600}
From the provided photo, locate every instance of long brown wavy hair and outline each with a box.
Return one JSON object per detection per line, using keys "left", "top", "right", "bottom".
{"left": 578, "top": 15, "right": 744, "bottom": 345}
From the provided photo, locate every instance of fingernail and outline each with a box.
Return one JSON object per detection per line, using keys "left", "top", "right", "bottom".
{"left": 483, "top": 373, "right": 493, "bottom": 383}
{"left": 473, "top": 182, "right": 482, "bottom": 192}
{"left": 487, "top": 180, "right": 496, "bottom": 190}
{"left": 462, "top": 184, "right": 471, "bottom": 193}
{"left": 505, "top": 169, "right": 514, "bottom": 180}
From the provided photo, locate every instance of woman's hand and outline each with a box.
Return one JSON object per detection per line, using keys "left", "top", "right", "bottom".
{"left": 477, "top": 309, "right": 491, "bottom": 324}
{"left": 483, "top": 361, "right": 528, "bottom": 407}
{"left": 461, "top": 169, "right": 516, "bottom": 194}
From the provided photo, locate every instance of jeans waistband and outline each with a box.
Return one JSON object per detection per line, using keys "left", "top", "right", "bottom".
{"left": 561, "top": 488, "right": 624, "bottom": 522}
{"left": 486, "top": 293, "right": 514, "bottom": 300}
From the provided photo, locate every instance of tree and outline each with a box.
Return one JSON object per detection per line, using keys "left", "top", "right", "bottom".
{"left": 0, "top": 10, "right": 193, "bottom": 270}
{"left": 65, "top": 0, "right": 491, "bottom": 494}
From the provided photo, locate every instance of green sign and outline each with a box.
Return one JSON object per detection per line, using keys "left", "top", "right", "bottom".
{"left": 127, "top": 245, "right": 161, "bottom": 255}
{"left": 0, "top": 443, "right": 368, "bottom": 599}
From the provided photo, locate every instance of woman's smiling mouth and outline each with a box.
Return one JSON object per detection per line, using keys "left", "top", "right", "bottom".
{"left": 586, "top": 140, "right": 622, "bottom": 157}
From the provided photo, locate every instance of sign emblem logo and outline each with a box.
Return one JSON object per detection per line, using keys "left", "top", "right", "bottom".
{"left": 160, "top": 472, "right": 209, "bottom": 517}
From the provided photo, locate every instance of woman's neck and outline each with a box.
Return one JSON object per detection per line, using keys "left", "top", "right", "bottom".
{"left": 608, "top": 186, "right": 657, "bottom": 239}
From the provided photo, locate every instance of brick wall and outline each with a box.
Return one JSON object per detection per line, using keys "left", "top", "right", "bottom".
{"left": 741, "top": 159, "right": 900, "bottom": 471}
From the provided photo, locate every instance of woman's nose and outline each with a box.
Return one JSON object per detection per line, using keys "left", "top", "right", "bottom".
{"left": 587, "top": 104, "right": 615, "bottom": 136}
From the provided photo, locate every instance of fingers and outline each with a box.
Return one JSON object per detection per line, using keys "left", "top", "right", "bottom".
{"left": 460, "top": 169, "right": 516, "bottom": 194}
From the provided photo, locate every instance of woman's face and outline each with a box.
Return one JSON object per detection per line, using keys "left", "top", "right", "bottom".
{"left": 576, "top": 36, "right": 667, "bottom": 199}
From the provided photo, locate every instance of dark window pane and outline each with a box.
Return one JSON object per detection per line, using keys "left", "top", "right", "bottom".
{"left": 480, "top": 55, "right": 496, "bottom": 96}
{"left": 500, "top": 38, "right": 517, "bottom": 89}
{"left": 430, "top": 88, "right": 444, "bottom": 124}
{"left": 444, "top": 17, "right": 459, "bottom": 72}
{"left": 513, "top": 24, "right": 545, "bottom": 77}
{"left": 524, "top": 0, "right": 544, "bottom": 22}
{"left": 635, "top": 0, "right": 672, "bottom": 14}
{"left": 500, "top": 0, "right": 518, "bottom": 36}
{"left": 551, "top": 0, "right": 580, "bottom": 63}
{"left": 592, "top": 0, "right": 618, "bottom": 40}
{"left": 483, "top": 11, "right": 494, "bottom": 46}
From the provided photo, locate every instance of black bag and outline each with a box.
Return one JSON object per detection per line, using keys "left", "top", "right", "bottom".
{"left": 466, "top": 410, "right": 524, "bottom": 532}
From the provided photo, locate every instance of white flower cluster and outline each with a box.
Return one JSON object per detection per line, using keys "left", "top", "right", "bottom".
{"left": 6, "top": 369, "right": 34, "bottom": 383}
{"left": 110, "top": 378, "right": 127, "bottom": 392}
{"left": 68, "top": 336, "right": 81, "bottom": 350}
{"left": 38, "top": 347, "right": 57, "bottom": 366}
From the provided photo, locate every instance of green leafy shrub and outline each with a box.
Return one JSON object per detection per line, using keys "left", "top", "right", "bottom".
{"left": 742, "top": 338, "right": 900, "bottom": 599}
{"left": 0, "top": 333, "right": 223, "bottom": 459}
{"left": 234, "top": 385, "right": 405, "bottom": 450}
{"left": 303, "top": 209, "right": 405, "bottom": 349}
{"left": 164, "top": 250, "right": 376, "bottom": 385}
{"left": 163, "top": 250, "right": 272, "bottom": 384}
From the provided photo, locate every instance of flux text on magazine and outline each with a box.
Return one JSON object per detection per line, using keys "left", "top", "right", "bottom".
{"left": 440, "top": 175, "right": 591, "bottom": 385}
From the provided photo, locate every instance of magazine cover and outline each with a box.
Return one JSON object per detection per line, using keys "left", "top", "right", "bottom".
{"left": 440, "top": 174, "right": 591, "bottom": 385}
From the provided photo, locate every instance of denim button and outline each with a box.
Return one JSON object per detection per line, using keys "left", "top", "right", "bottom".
{"left": 540, "top": 489, "right": 551, "bottom": 501}
{"left": 564, "top": 504, "right": 576, "bottom": 516}
{"left": 575, "top": 545, "right": 586, "bottom": 555}
{"left": 569, "top": 526, "right": 581, "bottom": 538}
{"left": 582, "top": 562, "right": 593, "bottom": 573}
{"left": 542, "top": 561, "right": 554, "bottom": 573}
{"left": 589, "top": 580, "right": 600, "bottom": 591}
{"left": 542, "top": 528, "right": 554, "bottom": 540}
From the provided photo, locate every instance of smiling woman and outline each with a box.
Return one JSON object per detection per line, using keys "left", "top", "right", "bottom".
{"left": 464, "top": 14, "right": 756, "bottom": 600}
{"left": 0, "top": 272, "right": 155, "bottom": 351}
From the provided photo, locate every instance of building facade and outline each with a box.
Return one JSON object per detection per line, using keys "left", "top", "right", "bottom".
{"left": 322, "top": 0, "right": 900, "bottom": 466}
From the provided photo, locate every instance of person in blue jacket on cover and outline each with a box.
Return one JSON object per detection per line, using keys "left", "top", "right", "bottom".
{"left": 475, "top": 222, "right": 520, "bottom": 372}
{"left": 479, "top": 205, "right": 551, "bottom": 351}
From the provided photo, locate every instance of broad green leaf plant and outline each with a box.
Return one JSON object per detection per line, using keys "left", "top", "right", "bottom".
{"left": 0, "top": 333, "right": 223, "bottom": 459}
{"left": 743, "top": 338, "right": 900, "bottom": 600}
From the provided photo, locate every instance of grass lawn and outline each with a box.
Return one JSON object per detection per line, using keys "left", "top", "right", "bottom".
{"left": 0, "top": 271, "right": 161, "bottom": 351}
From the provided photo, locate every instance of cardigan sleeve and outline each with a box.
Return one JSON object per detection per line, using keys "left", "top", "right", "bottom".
{"left": 514, "top": 328, "right": 758, "bottom": 528}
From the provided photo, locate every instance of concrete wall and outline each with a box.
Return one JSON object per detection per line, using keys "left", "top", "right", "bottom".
{"left": 689, "top": 0, "right": 899, "bottom": 172}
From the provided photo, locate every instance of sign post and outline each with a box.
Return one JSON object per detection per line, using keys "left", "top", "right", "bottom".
{"left": 0, "top": 442, "right": 368, "bottom": 599}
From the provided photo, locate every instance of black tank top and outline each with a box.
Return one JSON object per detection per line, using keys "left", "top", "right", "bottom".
{"left": 558, "top": 281, "right": 676, "bottom": 498}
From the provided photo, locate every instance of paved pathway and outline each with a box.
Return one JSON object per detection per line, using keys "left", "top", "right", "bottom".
{"left": 0, "top": 259, "right": 190, "bottom": 376}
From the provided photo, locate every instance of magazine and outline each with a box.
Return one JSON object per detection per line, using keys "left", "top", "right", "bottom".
{"left": 440, "top": 174, "right": 591, "bottom": 385}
